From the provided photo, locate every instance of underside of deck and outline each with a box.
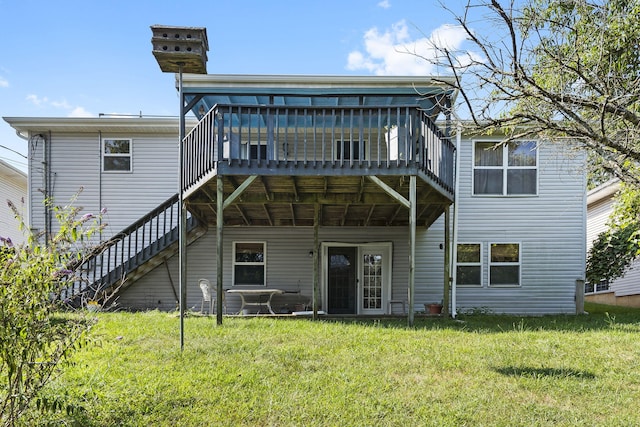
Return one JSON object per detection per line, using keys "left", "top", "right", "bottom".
{"left": 186, "top": 172, "right": 452, "bottom": 228}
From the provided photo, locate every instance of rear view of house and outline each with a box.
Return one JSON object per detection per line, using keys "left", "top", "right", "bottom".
{"left": 3, "top": 72, "right": 586, "bottom": 319}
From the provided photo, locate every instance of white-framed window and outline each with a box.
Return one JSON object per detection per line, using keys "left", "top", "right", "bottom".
{"left": 473, "top": 141, "right": 537, "bottom": 195}
{"left": 233, "top": 241, "right": 266, "bottom": 286}
{"left": 241, "top": 142, "right": 268, "bottom": 160}
{"left": 456, "top": 243, "right": 482, "bottom": 286}
{"left": 102, "top": 138, "right": 132, "bottom": 172}
{"left": 335, "top": 140, "right": 367, "bottom": 161}
{"left": 489, "top": 243, "right": 521, "bottom": 286}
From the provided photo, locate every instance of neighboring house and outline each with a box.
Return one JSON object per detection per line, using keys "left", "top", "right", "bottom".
{"left": 3, "top": 74, "right": 586, "bottom": 317}
{"left": 0, "top": 159, "right": 27, "bottom": 245}
{"left": 586, "top": 179, "right": 640, "bottom": 307}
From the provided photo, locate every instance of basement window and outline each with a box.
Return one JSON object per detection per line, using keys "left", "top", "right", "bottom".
{"left": 456, "top": 243, "right": 482, "bottom": 286}
{"left": 233, "top": 242, "right": 266, "bottom": 286}
{"left": 489, "top": 243, "right": 521, "bottom": 286}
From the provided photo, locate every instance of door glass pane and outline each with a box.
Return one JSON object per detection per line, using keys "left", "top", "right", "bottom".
{"left": 328, "top": 247, "right": 357, "bottom": 314}
{"left": 362, "top": 253, "right": 383, "bottom": 310}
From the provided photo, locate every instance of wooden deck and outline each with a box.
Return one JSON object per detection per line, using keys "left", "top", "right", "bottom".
{"left": 182, "top": 104, "right": 455, "bottom": 227}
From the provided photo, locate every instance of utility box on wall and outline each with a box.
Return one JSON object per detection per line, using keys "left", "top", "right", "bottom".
{"left": 151, "top": 25, "right": 208, "bottom": 74}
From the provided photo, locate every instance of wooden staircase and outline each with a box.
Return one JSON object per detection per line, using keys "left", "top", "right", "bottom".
{"left": 63, "top": 193, "right": 207, "bottom": 307}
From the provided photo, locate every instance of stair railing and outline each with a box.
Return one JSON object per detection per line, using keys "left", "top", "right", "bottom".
{"left": 62, "top": 193, "right": 198, "bottom": 303}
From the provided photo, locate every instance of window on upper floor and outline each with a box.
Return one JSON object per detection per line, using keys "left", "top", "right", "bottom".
{"left": 103, "top": 138, "right": 132, "bottom": 172}
{"left": 335, "top": 140, "right": 367, "bottom": 161}
{"left": 240, "top": 142, "right": 268, "bottom": 160}
{"left": 489, "top": 243, "right": 521, "bottom": 286}
{"left": 233, "top": 241, "right": 266, "bottom": 286}
{"left": 456, "top": 243, "right": 482, "bottom": 286}
{"left": 473, "top": 141, "right": 537, "bottom": 195}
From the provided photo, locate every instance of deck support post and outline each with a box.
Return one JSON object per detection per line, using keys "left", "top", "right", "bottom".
{"left": 216, "top": 175, "right": 224, "bottom": 325}
{"left": 313, "top": 203, "right": 319, "bottom": 319}
{"left": 443, "top": 208, "right": 451, "bottom": 316}
{"left": 408, "top": 175, "right": 416, "bottom": 327}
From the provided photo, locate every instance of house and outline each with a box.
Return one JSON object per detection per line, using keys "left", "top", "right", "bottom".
{"left": 3, "top": 74, "right": 586, "bottom": 319}
{"left": 586, "top": 179, "right": 640, "bottom": 307}
{"left": 0, "top": 159, "right": 27, "bottom": 246}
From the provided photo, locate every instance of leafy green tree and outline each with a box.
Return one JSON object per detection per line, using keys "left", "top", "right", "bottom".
{"left": 433, "top": 0, "right": 640, "bottom": 182}
{"left": 0, "top": 191, "right": 104, "bottom": 426}
{"left": 587, "top": 182, "right": 640, "bottom": 284}
{"left": 431, "top": 0, "right": 640, "bottom": 276}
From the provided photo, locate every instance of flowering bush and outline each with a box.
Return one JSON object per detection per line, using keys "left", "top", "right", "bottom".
{"left": 0, "top": 190, "right": 105, "bottom": 426}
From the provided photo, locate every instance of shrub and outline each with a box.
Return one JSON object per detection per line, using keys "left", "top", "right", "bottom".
{"left": 0, "top": 191, "right": 104, "bottom": 426}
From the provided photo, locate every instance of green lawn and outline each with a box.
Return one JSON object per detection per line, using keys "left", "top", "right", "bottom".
{"left": 39, "top": 303, "right": 640, "bottom": 426}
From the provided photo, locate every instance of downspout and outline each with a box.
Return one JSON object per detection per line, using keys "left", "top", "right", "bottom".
{"left": 44, "top": 131, "right": 51, "bottom": 243}
{"left": 450, "top": 121, "right": 462, "bottom": 318}
{"left": 15, "top": 130, "right": 31, "bottom": 228}
{"left": 98, "top": 131, "right": 103, "bottom": 240}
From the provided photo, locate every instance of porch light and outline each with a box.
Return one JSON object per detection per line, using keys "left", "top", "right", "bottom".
{"left": 151, "top": 25, "right": 208, "bottom": 351}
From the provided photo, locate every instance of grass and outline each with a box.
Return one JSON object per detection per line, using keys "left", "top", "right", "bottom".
{"left": 35, "top": 302, "right": 640, "bottom": 426}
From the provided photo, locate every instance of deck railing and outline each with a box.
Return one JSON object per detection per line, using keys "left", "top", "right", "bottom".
{"left": 62, "top": 193, "right": 199, "bottom": 303}
{"left": 182, "top": 104, "right": 455, "bottom": 194}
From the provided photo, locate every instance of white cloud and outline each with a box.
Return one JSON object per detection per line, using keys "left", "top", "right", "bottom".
{"left": 68, "top": 107, "right": 93, "bottom": 118}
{"left": 377, "top": 0, "right": 391, "bottom": 9}
{"left": 51, "top": 99, "right": 72, "bottom": 109}
{"left": 26, "top": 94, "right": 48, "bottom": 106}
{"left": 26, "top": 94, "right": 93, "bottom": 117}
{"left": 0, "top": 77, "right": 8, "bottom": 88}
{"left": 347, "top": 20, "right": 471, "bottom": 76}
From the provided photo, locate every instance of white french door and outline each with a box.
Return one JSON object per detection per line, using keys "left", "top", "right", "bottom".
{"left": 323, "top": 242, "right": 392, "bottom": 315}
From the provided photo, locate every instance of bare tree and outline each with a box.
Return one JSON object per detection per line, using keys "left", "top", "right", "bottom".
{"left": 428, "top": 0, "right": 640, "bottom": 186}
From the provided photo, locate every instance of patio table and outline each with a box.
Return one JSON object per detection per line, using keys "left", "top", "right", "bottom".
{"left": 226, "top": 288, "right": 284, "bottom": 315}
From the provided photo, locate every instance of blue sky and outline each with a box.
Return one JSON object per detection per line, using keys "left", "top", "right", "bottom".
{"left": 0, "top": 0, "right": 472, "bottom": 172}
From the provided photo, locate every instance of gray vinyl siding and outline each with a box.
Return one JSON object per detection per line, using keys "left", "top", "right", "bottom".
{"left": 28, "top": 133, "right": 101, "bottom": 236}
{"left": 0, "top": 163, "right": 27, "bottom": 244}
{"left": 452, "top": 138, "right": 586, "bottom": 314}
{"left": 118, "top": 225, "right": 448, "bottom": 313}
{"left": 27, "top": 121, "right": 587, "bottom": 315}
{"left": 28, "top": 130, "right": 178, "bottom": 240}
{"left": 586, "top": 197, "right": 613, "bottom": 248}
{"left": 587, "top": 185, "right": 640, "bottom": 297}
{"left": 119, "top": 137, "right": 587, "bottom": 315}
{"left": 609, "top": 259, "right": 640, "bottom": 297}
{"left": 99, "top": 133, "right": 178, "bottom": 234}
